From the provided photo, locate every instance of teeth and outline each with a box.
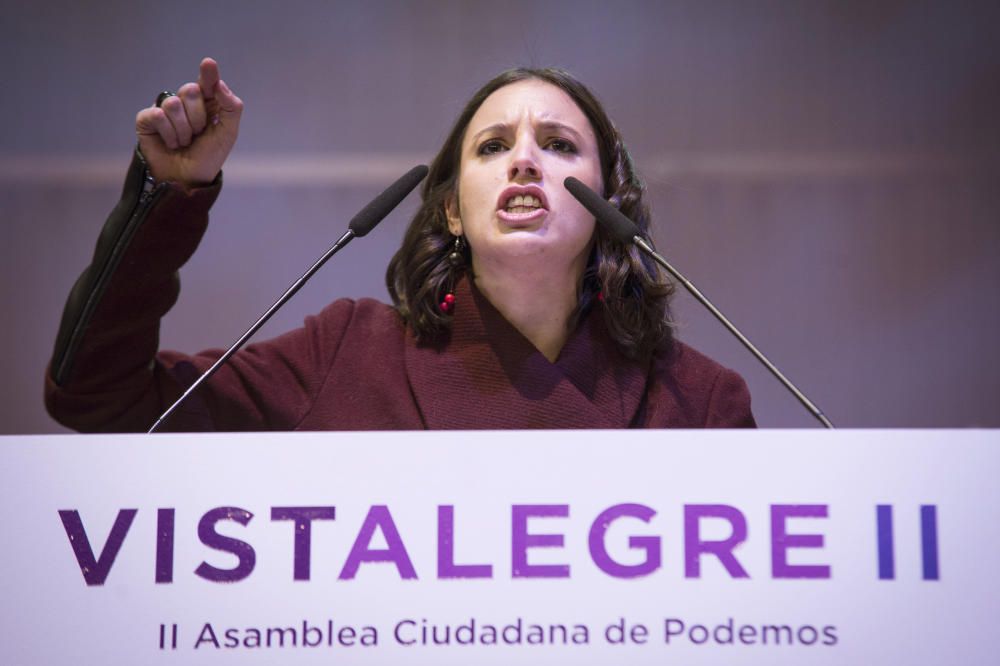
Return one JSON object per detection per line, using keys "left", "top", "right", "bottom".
{"left": 505, "top": 194, "right": 541, "bottom": 211}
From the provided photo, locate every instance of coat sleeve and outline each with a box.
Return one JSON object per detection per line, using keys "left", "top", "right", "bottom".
{"left": 704, "top": 367, "right": 757, "bottom": 428}
{"left": 44, "top": 151, "right": 353, "bottom": 432}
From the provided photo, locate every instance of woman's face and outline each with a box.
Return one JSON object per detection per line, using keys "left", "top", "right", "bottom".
{"left": 447, "top": 79, "right": 604, "bottom": 280}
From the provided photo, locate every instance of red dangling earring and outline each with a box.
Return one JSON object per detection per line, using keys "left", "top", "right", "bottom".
{"left": 440, "top": 292, "right": 456, "bottom": 313}
{"left": 440, "top": 235, "right": 465, "bottom": 314}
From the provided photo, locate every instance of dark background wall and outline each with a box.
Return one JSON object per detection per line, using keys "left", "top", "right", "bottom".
{"left": 3, "top": 0, "right": 998, "bottom": 432}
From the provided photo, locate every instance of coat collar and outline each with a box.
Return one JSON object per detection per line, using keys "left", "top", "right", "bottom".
{"left": 405, "top": 277, "right": 649, "bottom": 428}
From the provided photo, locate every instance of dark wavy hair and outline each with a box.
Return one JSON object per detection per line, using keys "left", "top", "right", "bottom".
{"left": 386, "top": 67, "right": 674, "bottom": 360}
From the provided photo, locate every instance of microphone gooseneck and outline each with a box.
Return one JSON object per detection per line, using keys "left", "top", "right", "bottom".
{"left": 148, "top": 164, "right": 429, "bottom": 433}
{"left": 564, "top": 176, "right": 834, "bottom": 429}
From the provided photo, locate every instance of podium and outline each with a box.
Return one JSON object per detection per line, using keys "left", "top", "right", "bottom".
{"left": 2, "top": 430, "right": 996, "bottom": 664}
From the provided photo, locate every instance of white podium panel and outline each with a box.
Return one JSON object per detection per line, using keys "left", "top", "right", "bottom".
{"left": 1, "top": 430, "right": 996, "bottom": 665}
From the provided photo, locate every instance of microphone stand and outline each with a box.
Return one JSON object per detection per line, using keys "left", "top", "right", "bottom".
{"left": 148, "top": 163, "right": 429, "bottom": 433}
{"left": 563, "top": 175, "right": 833, "bottom": 428}
{"left": 632, "top": 235, "right": 835, "bottom": 429}
{"left": 147, "top": 229, "right": 359, "bottom": 433}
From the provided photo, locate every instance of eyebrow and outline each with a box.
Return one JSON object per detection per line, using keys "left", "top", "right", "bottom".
{"left": 470, "top": 120, "right": 585, "bottom": 146}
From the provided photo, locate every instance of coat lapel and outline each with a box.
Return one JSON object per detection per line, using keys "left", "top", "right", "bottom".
{"left": 405, "top": 278, "right": 649, "bottom": 429}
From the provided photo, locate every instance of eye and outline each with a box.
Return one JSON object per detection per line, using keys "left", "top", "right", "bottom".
{"left": 477, "top": 139, "right": 506, "bottom": 156}
{"left": 547, "top": 138, "right": 578, "bottom": 154}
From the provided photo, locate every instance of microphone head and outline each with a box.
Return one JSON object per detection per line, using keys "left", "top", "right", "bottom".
{"left": 564, "top": 176, "right": 639, "bottom": 244}
{"left": 349, "top": 164, "right": 429, "bottom": 237}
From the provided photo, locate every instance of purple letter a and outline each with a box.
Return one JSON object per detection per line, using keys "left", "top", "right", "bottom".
{"left": 58, "top": 509, "right": 137, "bottom": 586}
{"left": 339, "top": 505, "right": 417, "bottom": 580}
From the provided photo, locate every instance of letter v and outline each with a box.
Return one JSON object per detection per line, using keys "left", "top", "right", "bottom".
{"left": 58, "top": 509, "right": 137, "bottom": 585}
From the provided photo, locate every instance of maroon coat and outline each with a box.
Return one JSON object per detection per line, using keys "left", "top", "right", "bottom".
{"left": 45, "top": 153, "right": 755, "bottom": 431}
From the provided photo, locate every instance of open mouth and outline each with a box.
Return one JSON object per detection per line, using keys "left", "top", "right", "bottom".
{"left": 496, "top": 187, "right": 549, "bottom": 225}
{"left": 503, "top": 193, "right": 543, "bottom": 214}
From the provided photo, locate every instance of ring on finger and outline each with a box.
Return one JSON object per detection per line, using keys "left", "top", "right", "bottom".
{"left": 155, "top": 91, "right": 177, "bottom": 108}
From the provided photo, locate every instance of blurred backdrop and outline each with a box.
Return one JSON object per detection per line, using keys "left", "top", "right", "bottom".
{"left": 3, "top": 0, "right": 998, "bottom": 432}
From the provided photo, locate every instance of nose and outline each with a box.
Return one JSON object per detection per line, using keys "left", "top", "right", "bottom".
{"left": 507, "top": 141, "right": 541, "bottom": 182}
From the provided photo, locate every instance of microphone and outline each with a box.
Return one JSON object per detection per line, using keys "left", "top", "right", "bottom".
{"left": 148, "top": 164, "right": 429, "bottom": 433}
{"left": 564, "top": 176, "right": 834, "bottom": 429}
{"left": 349, "top": 165, "right": 429, "bottom": 236}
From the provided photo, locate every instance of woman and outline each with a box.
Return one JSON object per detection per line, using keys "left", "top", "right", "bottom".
{"left": 45, "top": 58, "right": 754, "bottom": 431}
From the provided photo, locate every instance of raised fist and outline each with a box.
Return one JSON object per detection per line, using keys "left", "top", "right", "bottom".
{"left": 135, "top": 58, "right": 243, "bottom": 187}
